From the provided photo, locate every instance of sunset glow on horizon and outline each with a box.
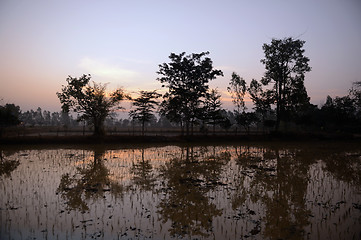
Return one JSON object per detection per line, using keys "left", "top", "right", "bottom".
{"left": 1, "top": 0, "right": 360, "bottom": 114}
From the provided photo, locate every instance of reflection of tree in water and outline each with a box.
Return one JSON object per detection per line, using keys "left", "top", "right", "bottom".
{"left": 261, "top": 148, "right": 312, "bottom": 240}
{"left": 130, "top": 148, "right": 156, "bottom": 191}
{"left": 231, "top": 145, "right": 314, "bottom": 239}
{"left": 157, "top": 146, "right": 230, "bottom": 238}
{"left": 0, "top": 150, "right": 20, "bottom": 178}
{"left": 56, "top": 148, "right": 123, "bottom": 211}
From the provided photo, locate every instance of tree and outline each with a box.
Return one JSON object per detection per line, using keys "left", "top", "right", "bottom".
{"left": 159, "top": 95, "right": 184, "bottom": 130}
{"left": 0, "top": 103, "right": 21, "bottom": 127}
{"left": 235, "top": 112, "right": 258, "bottom": 134}
{"left": 322, "top": 95, "right": 356, "bottom": 126}
{"left": 227, "top": 72, "right": 247, "bottom": 114}
{"left": 60, "top": 111, "right": 71, "bottom": 127}
{"left": 317, "top": 82, "right": 361, "bottom": 132}
{"left": 19, "top": 111, "right": 33, "bottom": 126}
{"left": 129, "top": 90, "right": 161, "bottom": 136}
{"left": 219, "top": 110, "right": 233, "bottom": 132}
{"left": 0, "top": 103, "right": 21, "bottom": 137}
{"left": 157, "top": 52, "right": 223, "bottom": 136}
{"left": 51, "top": 112, "right": 60, "bottom": 126}
{"left": 34, "top": 107, "right": 44, "bottom": 125}
{"left": 56, "top": 74, "right": 127, "bottom": 137}
{"left": 227, "top": 72, "right": 257, "bottom": 132}
{"left": 350, "top": 81, "right": 361, "bottom": 118}
{"left": 248, "top": 79, "right": 273, "bottom": 126}
{"left": 203, "top": 89, "right": 224, "bottom": 134}
{"left": 260, "top": 37, "right": 311, "bottom": 130}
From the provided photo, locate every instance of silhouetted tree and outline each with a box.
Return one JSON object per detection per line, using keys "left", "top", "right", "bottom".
{"left": 321, "top": 95, "right": 357, "bottom": 127}
{"left": 236, "top": 112, "right": 258, "bottom": 134}
{"left": 43, "top": 110, "right": 51, "bottom": 125}
{"left": 34, "top": 107, "right": 44, "bottom": 125}
{"left": 157, "top": 115, "right": 173, "bottom": 128}
{"left": 248, "top": 79, "right": 273, "bottom": 123}
{"left": 159, "top": 95, "right": 184, "bottom": 130}
{"left": 121, "top": 119, "right": 131, "bottom": 127}
{"left": 51, "top": 112, "right": 61, "bottom": 126}
{"left": 260, "top": 37, "right": 311, "bottom": 130}
{"left": 219, "top": 110, "right": 233, "bottom": 132}
{"left": 316, "top": 81, "right": 361, "bottom": 132}
{"left": 0, "top": 103, "right": 21, "bottom": 127}
{"left": 203, "top": 89, "right": 224, "bottom": 134}
{"left": 19, "top": 111, "right": 34, "bottom": 126}
{"left": 227, "top": 72, "right": 258, "bottom": 132}
{"left": 157, "top": 52, "right": 223, "bottom": 136}
{"left": 227, "top": 72, "right": 247, "bottom": 114}
{"left": 129, "top": 90, "right": 161, "bottom": 136}
{"left": 350, "top": 81, "right": 361, "bottom": 119}
{"left": 56, "top": 74, "right": 127, "bottom": 137}
{"left": 60, "top": 111, "right": 72, "bottom": 127}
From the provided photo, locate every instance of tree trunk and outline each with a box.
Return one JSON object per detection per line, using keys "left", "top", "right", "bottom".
{"left": 93, "top": 119, "right": 105, "bottom": 137}
{"left": 142, "top": 119, "right": 145, "bottom": 136}
{"left": 276, "top": 78, "right": 282, "bottom": 132}
{"left": 191, "top": 122, "right": 194, "bottom": 136}
{"left": 180, "top": 121, "right": 184, "bottom": 136}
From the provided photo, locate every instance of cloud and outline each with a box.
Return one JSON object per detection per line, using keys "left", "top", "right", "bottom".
{"left": 78, "top": 57, "right": 138, "bottom": 81}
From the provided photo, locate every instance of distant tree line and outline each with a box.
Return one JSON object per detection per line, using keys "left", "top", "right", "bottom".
{"left": 299, "top": 82, "right": 361, "bottom": 132}
{"left": 0, "top": 105, "right": 173, "bottom": 128}
{"left": 1, "top": 37, "right": 360, "bottom": 137}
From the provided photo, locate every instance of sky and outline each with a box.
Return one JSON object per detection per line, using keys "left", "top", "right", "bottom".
{"left": 0, "top": 0, "right": 361, "bottom": 113}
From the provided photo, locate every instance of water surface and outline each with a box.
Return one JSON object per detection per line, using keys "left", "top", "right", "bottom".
{"left": 1, "top": 142, "right": 360, "bottom": 239}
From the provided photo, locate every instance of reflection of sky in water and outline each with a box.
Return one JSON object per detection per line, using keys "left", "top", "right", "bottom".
{"left": 0, "top": 144, "right": 360, "bottom": 239}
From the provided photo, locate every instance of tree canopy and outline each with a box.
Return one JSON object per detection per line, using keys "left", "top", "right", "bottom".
{"left": 260, "top": 37, "right": 311, "bottom": 130}
{"left": 157, "top": 52, "right": 223, "bottom": 136}
{"left": 227, "top": 72, "right": 247, "bottom": 114}
{"left": 129, "top": 90, "right": 161, "bottom": 135}
{"left": 56, "top": 74, "right": 127, "bottom": 136}
{"left": 202, "top": 89, "right": 224, "bottom": 134}
{"left": 0, "top": 103, "right": 21, "bottom": 127}
{"left": 248, "top": 79, "right": 272, "bottom": 121}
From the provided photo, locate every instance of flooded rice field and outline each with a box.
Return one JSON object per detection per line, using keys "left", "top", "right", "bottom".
{"left": 1, "top": 142, "right": 361, "bottom": 239}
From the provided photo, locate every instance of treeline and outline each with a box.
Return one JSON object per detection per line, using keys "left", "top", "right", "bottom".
{"left": 2, "top": 82, "right": 360, "bottom": 135}
{"left": 0, "top": 104, "right": 239, "bottom": 130}
{"left": 1, "top": 37, "right": 361, "bottom": 137}
{"left": 298, "top": 83, "right": 361, "bottom": 132}
{"left": 1, "top": 83, "right": 360, "bottom": 135}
